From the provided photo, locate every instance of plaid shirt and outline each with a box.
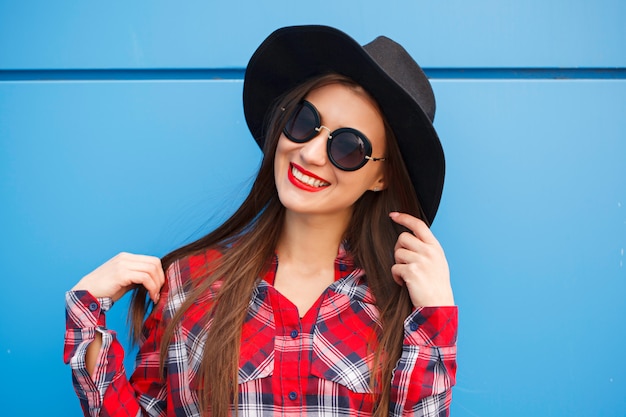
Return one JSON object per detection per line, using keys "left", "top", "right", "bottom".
{"left": 64, "top": 246, "right": 457, "bottom": 416}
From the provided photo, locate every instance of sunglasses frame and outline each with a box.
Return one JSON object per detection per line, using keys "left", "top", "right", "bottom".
{"left": 282, "top": 100, "right": 385, "bottom": 171}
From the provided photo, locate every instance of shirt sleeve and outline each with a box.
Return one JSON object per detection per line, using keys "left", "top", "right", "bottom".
{"left": 389, "top": 306, "right": 458, "bottom": 417}
{"left": 64, "top": 290, "right": 168, "bottom": 417}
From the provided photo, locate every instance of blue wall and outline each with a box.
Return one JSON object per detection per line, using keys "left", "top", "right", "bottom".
{"left": 1, "top": 1, "right": 625, "bottom": 415}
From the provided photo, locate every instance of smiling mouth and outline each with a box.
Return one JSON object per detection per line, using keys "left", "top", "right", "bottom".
{"left": 290, "top": 163, "right": 330, "bottom": 188}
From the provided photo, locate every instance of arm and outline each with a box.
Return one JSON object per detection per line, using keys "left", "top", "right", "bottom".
{"left": 388, "top": 212, "right": 457, "bottom": 415}
{"left": 390, "top": 306, "right": 457, "bottom": 416}
{"left": 64, "top": 253, "right": 167, "bottom": 417}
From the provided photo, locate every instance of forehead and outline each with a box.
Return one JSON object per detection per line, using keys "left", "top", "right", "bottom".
{"left": 304, "top": 83, "right": 385, "bottom": 141}
{"left": 305, "top": 82, "right": 379, "bottom": 113}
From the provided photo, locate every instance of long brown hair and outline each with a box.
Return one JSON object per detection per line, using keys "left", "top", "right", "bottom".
{"left": 129, "top": 73, "right": 425, "bottom": 416}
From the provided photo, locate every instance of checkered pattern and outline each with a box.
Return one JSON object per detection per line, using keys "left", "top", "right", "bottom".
{"left": 64, "top": 246, "right": 457, "bottom": 416}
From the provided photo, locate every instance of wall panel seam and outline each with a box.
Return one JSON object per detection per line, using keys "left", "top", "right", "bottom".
{"left": 1, "top": 68, "right": 625, "bottom": 82}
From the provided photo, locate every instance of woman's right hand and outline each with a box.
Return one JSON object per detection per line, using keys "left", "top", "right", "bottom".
{"left": 71, "top": 252, "right": 165, "bottom": 303}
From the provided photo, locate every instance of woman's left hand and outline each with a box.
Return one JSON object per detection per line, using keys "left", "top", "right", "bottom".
{"left": 389, "top": 212, "right": 455, "bottom": 307}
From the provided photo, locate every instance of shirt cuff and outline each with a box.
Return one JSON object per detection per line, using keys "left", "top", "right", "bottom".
{"left": 404, "top": 306, "right": 458, "bottom": 347}
{"left": 65, "top": 290, "right": 113, "bottom": 330}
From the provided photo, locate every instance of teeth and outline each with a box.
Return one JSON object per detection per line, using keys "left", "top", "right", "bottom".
{"left": 292, "top": 166, "right": 329, "bottom": 187}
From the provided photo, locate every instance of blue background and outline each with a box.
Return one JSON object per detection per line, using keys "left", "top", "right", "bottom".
{"left": 1, "top": 1, "right": 625, "bottom": 415}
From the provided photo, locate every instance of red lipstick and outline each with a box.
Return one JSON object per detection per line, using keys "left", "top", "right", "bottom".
{"left": 288, "top": 163, "right": 330, "bottom": 192}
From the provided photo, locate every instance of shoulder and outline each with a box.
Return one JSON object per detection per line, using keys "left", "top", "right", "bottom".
{"left": 162, "top": 248, "right": 225, "bottom": 316}
{"left": 166, "top": 248, "right": 223, "bottom": 282}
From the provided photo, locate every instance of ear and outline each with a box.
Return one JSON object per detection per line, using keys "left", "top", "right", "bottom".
{"left": 369, "top": 176, "right": 387, "bottom": 192}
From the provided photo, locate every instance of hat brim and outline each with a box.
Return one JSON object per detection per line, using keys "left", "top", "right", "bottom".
{"left": 243, "top": 25, "right": 444, "bottom": 225}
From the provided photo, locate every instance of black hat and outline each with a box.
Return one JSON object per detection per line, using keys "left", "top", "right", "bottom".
{"left": 243, "top": 25, "right": 445, "bottom": 225}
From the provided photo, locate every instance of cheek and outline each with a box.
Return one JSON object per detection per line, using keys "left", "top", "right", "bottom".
{"left": 274, "top": 137, "right": 289, "bottom": 166}
{"left": 275, "top": 135, "right": 297, "bottom": 159}
{"left": 351, "top": 166, "right": 383, "bottom": 189}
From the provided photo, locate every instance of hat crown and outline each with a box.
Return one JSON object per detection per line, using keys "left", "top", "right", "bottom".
{"left": 363, "top": 36, "right": 436, "bottom": 122}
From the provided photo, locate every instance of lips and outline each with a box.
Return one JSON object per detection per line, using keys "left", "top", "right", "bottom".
{"left": 288, "top": 163, "right": 330, "bottom": 191}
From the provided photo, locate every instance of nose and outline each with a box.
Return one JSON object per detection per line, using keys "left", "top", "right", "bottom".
{"left": 299, "top": 126, "right": 330, "bottom": 166}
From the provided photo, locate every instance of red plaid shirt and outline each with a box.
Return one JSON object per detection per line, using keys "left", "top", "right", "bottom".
{"left": 64, "top": 246, "right": 457, "bottom": 416}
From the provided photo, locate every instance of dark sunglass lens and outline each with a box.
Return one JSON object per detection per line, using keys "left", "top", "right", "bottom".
{"left": 330, "top": 131, "right": 366, "bottom": 170}
{"left": 285, "top": 103, "right": 317, "bottom": 142}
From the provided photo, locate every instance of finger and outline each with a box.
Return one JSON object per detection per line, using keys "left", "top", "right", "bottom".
{"left": 390, "top": 264, "right": 407, "bottom": 286}
{"left": 394, "top": 231, "right": 425, "bottom": 253}
{"left": 391, "top": 263, "right": 424, "bottom": 288}
{"left": 126, "top": 259, "right": 164, "bottom": 285}
{"left": 139, "top": 261, "right": 165, "bottom": 302}
{"left": 134, "top": 264, "right": 164, "bottom": 302}
{"left": 389, "top": 212, "right": 437, "bottom": 244}
{"left": 394, "top": 246, "right": 422, "bottom": 265}
{"left": 114, "top": 254, "right": 165, "bottom": 291}
{"left": 123, "top": 270, "right": 162, "bottom": 302}
{"left": 115, "top": 253, "right": 163, "bottom": 273}
{"left": 111, "top": 255, "right": 164, "bottom": 303}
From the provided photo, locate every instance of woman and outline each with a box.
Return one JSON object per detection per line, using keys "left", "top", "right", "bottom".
{"left": 64, "top": 25, "right": 457, "bottom": 416}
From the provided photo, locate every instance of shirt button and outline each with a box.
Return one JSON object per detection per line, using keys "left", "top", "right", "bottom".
{"left": 88, "top": 302, "right": 99, "bottom": 312}
{"left": 290, "top": 330, "right": 299, "bottom": 338}
{"left": 409, "top": 322, "right": 418, "bottom": 332}
{"left": 288, "top": 391, "right": 298, "bottom": 401}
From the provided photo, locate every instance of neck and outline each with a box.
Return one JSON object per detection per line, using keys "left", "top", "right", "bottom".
{"left": 276, "top": 210, "right": 351, "bottom": 268}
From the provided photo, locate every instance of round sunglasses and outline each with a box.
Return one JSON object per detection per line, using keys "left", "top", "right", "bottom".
{"left": 282, "top": 101, "right": 386, "bottom": 171}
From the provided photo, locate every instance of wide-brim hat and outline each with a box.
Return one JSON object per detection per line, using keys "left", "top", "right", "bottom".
{"left": 243, "top": 25, "right": 445, "bottom": 225}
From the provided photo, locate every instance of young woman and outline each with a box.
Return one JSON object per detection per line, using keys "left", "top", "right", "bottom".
{"left": 64, "top": 25, "right": 457, "bottom": 417}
